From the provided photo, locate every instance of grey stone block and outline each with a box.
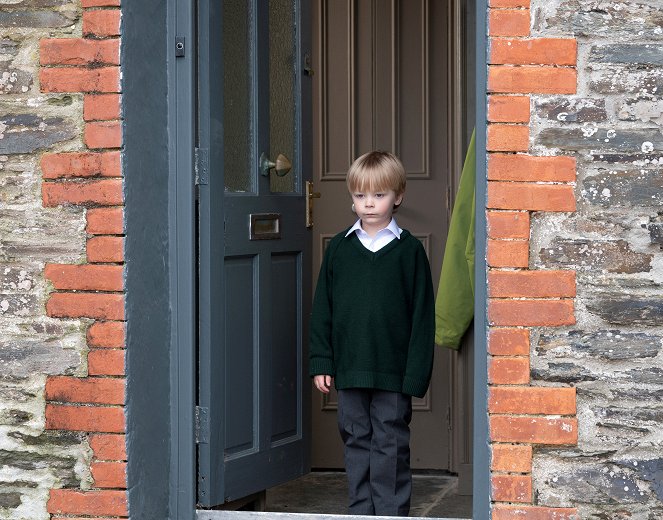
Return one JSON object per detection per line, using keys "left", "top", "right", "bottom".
{"left": 590, "top": 44, "right": 663, "bottom": 65}
{"left": 596, "top": 406, "right": 663, "bottom": 426}
{"left": 0, "top": 408, "right": 31, "bottom": 425}
{"left": 610, "top": 387, "right": 663, "bottom": 401}
{"left": 586, "top": 295, "right": 663, "bottom": 326}
{"left": 621, "top": 367, "right": 663, "bottom": 385}
{"left": 535, "top": 0, "right": 663, "bottom": 41}
{"left": 549, "top": 468, "right": 646, "bottom": 505}
{"left": 0, "top": 38, "right": 19, "bottom": 58}
{"left": 11, "top": 0, "right": 71, "bottom": 6}
{"left": 0, "top": 10, "right": 75, "bottom": 28}
{"left": 590, "top": 152, "right": 663, "bottom": 164}
{"left": 0, "top": 68, "right": 32, "bottom": 95}
{"left": 0, "top": 165, "right": 40, "bottom": 207}
{"left": 536, "top": 457, "right": 649, "bottom": 506}
{"left": 532, "top": 362, "right": 663, "bottom": 385}
{"left": 537, "top": 330, "right": 661, "bottom": 360}
{"left": 646, "top": 213, "right": 663, "bottom": 244}
{"left": 0, "top": 266, "right": 36, "bottom": 292}
{"left": 0, "top": 337, "right": 82, "bottom": 377}
{"left": 0, "top": 492, "right": 21, "bottom": 509}
{"left": 617, "top": 99, "right": 663, "bottom": 125}
{"left": 582, "top": 169, "right": 663, "bottom": 207}
{"left": 8, "top": 430, "right": 84, "bottom": 448}
{"left": 0, "top": 449, "right": 79, "bottom": 487}
{"left": 536, "top": 98, "right": 607, "bottom": 123}
{"left": 539, "top": 238, "right": 653, "bottom": 274}
{"left": 0, "top": 384, "right": 37, "bottom": 403}
{"left": 0, "top": 208, "right": 85, "bottom": 263}
{"left": 590, "top": 67, "right": 663, "bottom": 95}
{"left": 0, "top": 294, "right": 38, "bottom": 316}
{"left": 0, "top": 481, "right": 37, "bottom": 489}
{"left": 0, "top": 114, "right": 76, "bottom": 154}
{"left": 537, "top": 127, "right": 663, "bottom": 153}
{"left": 621, "top": 459, "right": 663, "bottom": 502}
{"left": 532, "top": 361, "right": 598, "bottom": 383}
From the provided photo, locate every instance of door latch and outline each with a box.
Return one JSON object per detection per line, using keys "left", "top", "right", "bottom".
{"left": 306, "top": 181, "right": 321, "bottom": 228}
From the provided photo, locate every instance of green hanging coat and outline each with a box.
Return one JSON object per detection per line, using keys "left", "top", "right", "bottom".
{"left": 435, "top": 130, "right": 475, "bottom": 349}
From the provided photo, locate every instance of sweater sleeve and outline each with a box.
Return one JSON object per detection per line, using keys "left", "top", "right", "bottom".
{"left": 309, "top": 239, "right": 337, "bottom": 377}
{"left": 402, "top": 242, "right": 436, "bottom": 398}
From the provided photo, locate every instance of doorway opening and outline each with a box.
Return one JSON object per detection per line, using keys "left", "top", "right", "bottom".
{"left": 265, "top": 0, "right": 476, "bottom": 516}
{"left": 194, "top": 0, "right": 476, "bottom": 517}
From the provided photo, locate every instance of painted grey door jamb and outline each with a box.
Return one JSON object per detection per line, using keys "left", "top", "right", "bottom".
{"left": 172, "top": 0, "right": 197, "bottom": 517}
{"left": 472, "top": 0, "right": 490, "bottom": 518}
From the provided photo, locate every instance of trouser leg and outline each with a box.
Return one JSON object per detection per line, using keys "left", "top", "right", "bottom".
{"left": 337, "top": 388, "right": 374, "bottom": 515}
{"left": 369, "top": 390, "right": 413, "bottom": 517}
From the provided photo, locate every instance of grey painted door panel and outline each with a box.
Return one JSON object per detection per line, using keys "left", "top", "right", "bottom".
{"left": 198, "top": 0, "right": 312, "bottom": 507}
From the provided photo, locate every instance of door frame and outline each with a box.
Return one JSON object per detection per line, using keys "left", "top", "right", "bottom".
{"left": 123, "top": 0, "right": 196, "bottom": 518}
{"left": 471, "top": 0, "right": 491, "bottom": 516}
{"left": 123, "top": 0, "right": 490, "bottom": 518}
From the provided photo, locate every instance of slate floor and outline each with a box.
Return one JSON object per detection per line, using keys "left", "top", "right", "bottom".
{"left": 265, "top": 471, "right": 473, "bottom": 518}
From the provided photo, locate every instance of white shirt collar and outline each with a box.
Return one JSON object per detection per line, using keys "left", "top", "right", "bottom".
{"left": 345, "top": 218, "right": 402, "bottom": 239}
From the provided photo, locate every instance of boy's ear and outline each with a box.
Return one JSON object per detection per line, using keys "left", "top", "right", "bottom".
{"left": 394, "top": 193, "right": 404, "bottom": 207}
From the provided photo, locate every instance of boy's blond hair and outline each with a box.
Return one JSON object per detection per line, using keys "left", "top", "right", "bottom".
{"left": 346, "top": 151, "right": 406, "bottom": 208}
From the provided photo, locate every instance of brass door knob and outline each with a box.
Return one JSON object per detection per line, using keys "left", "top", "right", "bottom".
{"left": 260, "top": 152, "right": 292, "bottom": 177}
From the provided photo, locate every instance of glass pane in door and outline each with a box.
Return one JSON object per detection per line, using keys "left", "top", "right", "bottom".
{"left": 223, "top": 1, "right": 254, "bottom": 193}
{"left": 269, "top": 0, "right": 297, "bottom": 194}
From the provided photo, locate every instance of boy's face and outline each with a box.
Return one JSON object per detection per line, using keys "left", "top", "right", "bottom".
{"left": 351, "top": 189, "right": 403, "bottom": 232}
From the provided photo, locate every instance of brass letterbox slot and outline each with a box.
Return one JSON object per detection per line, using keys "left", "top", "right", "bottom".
{"left": 249, "top": 213, "right": 281, "bottom": 240}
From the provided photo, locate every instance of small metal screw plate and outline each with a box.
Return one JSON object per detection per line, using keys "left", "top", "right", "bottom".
{"left": 175, "top": 37, "right": 185, "bottom": 57}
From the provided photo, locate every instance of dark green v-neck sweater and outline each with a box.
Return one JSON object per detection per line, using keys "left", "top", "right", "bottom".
{"left": 309, "top": 229, "right": 435, "bottom": 398}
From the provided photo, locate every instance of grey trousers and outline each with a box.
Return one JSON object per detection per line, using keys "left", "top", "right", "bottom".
{"left": 337, "top": 388, "right": 413, "bottom": 516}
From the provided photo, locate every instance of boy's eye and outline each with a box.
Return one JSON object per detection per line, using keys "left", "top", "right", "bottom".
{"left": 375, "top": 193, "right": 385, "bottom": 198}
{"left": 354, "top": 193, "right": 364, "bottom": 199}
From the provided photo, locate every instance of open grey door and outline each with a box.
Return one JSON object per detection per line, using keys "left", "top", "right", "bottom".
{"left": 197, "top": 0, "right": 312, "bottom": 507}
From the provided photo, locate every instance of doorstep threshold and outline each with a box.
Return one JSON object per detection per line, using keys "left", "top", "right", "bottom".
{"left": 197, "top": 511, "right": 467, "bottom": 520}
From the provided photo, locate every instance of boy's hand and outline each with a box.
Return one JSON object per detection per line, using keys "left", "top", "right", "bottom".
{"left": 314, "top": 375, "right": 333, "bottom": 394}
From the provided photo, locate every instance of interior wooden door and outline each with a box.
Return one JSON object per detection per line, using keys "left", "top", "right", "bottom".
{"left": 310, "top": 0, "right": 456, "bottom": 470}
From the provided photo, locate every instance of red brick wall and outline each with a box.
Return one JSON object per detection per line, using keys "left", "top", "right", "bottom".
{"left": 39, "top": 0, "right": 127, "bottom": 518}
{"left": 486, "top": 0, "right": 579, "bottom": 518}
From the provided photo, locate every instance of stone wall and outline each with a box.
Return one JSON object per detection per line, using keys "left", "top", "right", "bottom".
{"left": 487, "top": 0, "right": 662, "bottom": 518}
{"left": 0, "top": 1, "right": 87, "bottom": 518}
{"left": 529, "top": 0, "right": 663, "bottom": 517}
{"left": 0, "top": 0, "right": 125, "bottom": 518}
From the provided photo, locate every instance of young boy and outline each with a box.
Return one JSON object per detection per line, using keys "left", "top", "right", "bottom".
{"left": 309, "top": 151, "right": 435, "bottom": 516}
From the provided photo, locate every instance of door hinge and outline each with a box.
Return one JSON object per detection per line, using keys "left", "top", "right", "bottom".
{"left": 195, "top": 147, "right": 209, "bottom": 186}
{"left": 175, "top": 36, "right": 185, "bottom": 57}
{"left": 195, "top": 406, "right": 209, "bottom": 444}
